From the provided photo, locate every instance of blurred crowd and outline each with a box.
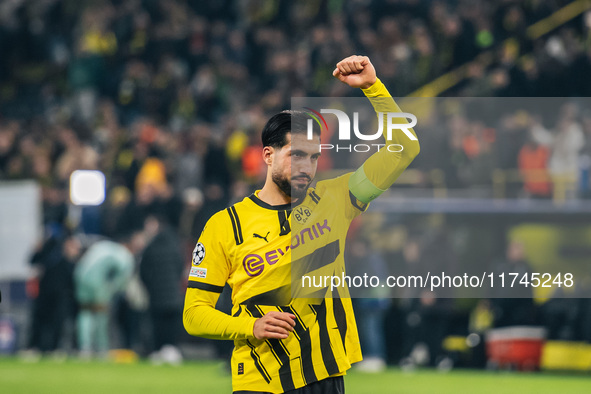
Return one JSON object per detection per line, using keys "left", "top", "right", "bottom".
{"left": 2, "top": 0, "right": 591, "bottom": 366}
{"left": 348, "top": 220, "right": 591, "bottom": 371}
{"left": 2, "top": 0, "right": 591, "bottom": 235}
{"left": 409, "top": 98, "right": 591, "bottom": 198}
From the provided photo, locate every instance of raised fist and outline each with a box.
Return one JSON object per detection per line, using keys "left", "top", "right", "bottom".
{"left": 333, "top": 55, "right": 377, "bottom": 89}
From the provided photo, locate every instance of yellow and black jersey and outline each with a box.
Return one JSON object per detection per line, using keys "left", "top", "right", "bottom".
{"left": 183, "top": 79, "right": 420, "bottom": 393}
{"left": 185, "top": 174, "right": 364, "bottom": 393}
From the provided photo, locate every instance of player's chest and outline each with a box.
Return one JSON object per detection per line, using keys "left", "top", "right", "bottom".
{"left": 231, "top": 201, "right": 344, "bottom": 275}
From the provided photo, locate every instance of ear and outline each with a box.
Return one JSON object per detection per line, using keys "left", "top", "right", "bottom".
{"left": 262, "top": 146, "right": 274, "bottom": 166}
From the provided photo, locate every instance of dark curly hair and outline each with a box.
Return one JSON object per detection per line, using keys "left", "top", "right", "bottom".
{"left": 261, "top": 110, "right": 321, "bottom": 148}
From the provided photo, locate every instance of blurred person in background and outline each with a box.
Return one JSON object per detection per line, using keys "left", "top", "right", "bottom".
{"left": 114, "top": 255, "right": 149, "bottom": 356}
{"left": 468, "top": 299, "right": 494, "bottom": 368}
{"left": 349, "top": 238, "right": 390, "bottom": 373}
{"left": 399, "top": 235, "right": 455, "bottom": 368}
{"left": 74, "top": 229, "right": 145, "bottom": 358}
{"left": 139, "top": 214, "right": 185, "bottom": 365}
{"left": 518, "top": 126, "right": 552, "bottom": 199}
{"left": 539, "top": 291, "right": 583, "bottom": 341}
{"left": 491, "top": 240, "right": 536, "bottom": 328}
{"left": 24, "top": 232, "right": 82, "bottom": 358}
{"left": 549, "top": 103, "right": 585, "bottom": 200}
{"left": 579, "top": 110, "right": 591, "bottom": 198}
{"left": 116, "top": 156, "right": 181, "bottom": 234}
{"left": 40, "top": 182, "right": 69, "bottom": 229}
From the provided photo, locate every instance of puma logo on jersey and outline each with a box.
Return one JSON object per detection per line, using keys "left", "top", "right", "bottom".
{"left": 253, "top": 231, "right": 270, "bottom": 242}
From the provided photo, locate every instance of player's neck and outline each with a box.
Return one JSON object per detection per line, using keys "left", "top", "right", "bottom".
{"left": 258, "top": 180, "right": 298, "bottom": 206}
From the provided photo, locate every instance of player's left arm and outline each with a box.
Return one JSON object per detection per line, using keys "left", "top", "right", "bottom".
{"left": 333, "top": 55, "right": 420, "bottom": 204}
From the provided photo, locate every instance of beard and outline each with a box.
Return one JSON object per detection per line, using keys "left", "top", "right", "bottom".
{"left": 272, "top": 171, "right": 311, "bottom": 201}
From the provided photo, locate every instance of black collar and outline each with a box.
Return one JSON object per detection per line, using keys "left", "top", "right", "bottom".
{"left": 248, "top": 193, "right": 302, "bottom": 211}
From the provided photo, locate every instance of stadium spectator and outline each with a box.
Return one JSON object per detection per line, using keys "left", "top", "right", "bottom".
{"left": 139, "top": 215, "right": 185, "bottom": 364}
{"left": 74, "top": 230, "right": 145, "bottom": 358}
{"left": 491, "top": 240, "right": 536, "bottom": 328}
{"left": 349, "top": 238, "right": 391, "bottom": 373}
{"left": 399, "top": 232, "right": 457, "bottom": 367}
{"left": 518, "top": 130, "right": 552, "bottom": 198}
{"left": 549, "top": 103, "right": 585, "bottom": 200}
{"left": 25, "top": 231, "right": 81, "bottom": 355}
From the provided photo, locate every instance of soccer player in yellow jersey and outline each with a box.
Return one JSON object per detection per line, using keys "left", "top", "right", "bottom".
{"left": 183, "top": 55, "right": 420, "bottom": 393}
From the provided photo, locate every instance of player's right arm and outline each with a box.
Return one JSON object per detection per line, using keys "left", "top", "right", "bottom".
{"left": 183, "top": 211, "right": 295, "bottom": 340}
{"left": 183, "top": 288, "right": 255, "bottom": 340}
{"left": 183, "top": 290, "right": 295, "bottom": 340}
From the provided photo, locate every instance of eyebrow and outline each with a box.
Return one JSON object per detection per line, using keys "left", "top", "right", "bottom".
{"left": 292, "top": 149, "right": 321, "bottom": 157}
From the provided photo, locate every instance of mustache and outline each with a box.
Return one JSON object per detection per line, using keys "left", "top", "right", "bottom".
{"left": 291, "top": 175, "right": 311, "bottom": 182}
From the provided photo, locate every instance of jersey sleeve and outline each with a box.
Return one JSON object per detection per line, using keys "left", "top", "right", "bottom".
{"left": 183, "top": 288, "right": 256, "bottom": 340}
{"left": 187, "top": 210, "right": 231, "bottom": 292}
{"left": 317, "top": 174, "right": 368, "bottom": 220}
{"left": 348, "top": 78, "right": 420, "bottom": 204}
{"left": 183, "top": 209, "right": 257, "bottom": 340}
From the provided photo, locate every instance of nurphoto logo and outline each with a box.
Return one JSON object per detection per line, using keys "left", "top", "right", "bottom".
{"left": 304, "top": 107, "right": 417, "bottom": 152}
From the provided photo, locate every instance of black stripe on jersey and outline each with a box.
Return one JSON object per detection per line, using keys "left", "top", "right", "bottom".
{"left": 266, "top": 338, "right": 295, "bottom": 392}
{"left": 246, "top": 305, "right": 295, "bottom": 392}
{"left": 264, "top": 338, "right": 282, "bottom": 365}
{"left": 254, "top": 305, "right": 265, "bottom": 317}
{"left": 349, "top": 191, "right": 368, "bottom": 212}
{"left": 232, "top": 307, "right": 241, "bottom": 317}
{"left": 231, "top": 206, "right": 243, "bottom": 243}
{"left": 309, "top": 191, "right": 321, "bottom": 204}
{"left": 276, "top": 334, "right": 292, "bottom": 356}
{"left": 227, "top": 207, "right": 240, "bottom": 245}
{"left": 246, "top": 339, "right": 272, "bottom": 384}
{"left": 187, "top": 280, "right": 224, "bottom": 293}
{"left": 279, "top": 306, "right": 317, "bottom": 385}
{"left": 291, "top": 240, "right": 340, "bottom": 276}
{"left": 310, "top": 301, "right": 340, "bottom": 376}
{"left": 242, "top": 284, "right": 292, "bottom": 309}
{"left": 278, "top": 210, "right": 291, "bottom": 236}
{"left": 227, "top": 206, "right": 244, "bottom": 245}
{"left": 332, "top": 298, "right": 348, "bottom": 352}
{"left": 286, "top": 305, "right": 306, "bottom": 330}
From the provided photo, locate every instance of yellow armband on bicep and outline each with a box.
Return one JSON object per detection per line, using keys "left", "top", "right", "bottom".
{"left": 348, "top": 164, "right": 386, "bottom": 204}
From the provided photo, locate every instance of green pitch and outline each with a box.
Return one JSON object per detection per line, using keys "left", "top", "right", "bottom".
{"left": 0, "top": 357, "right": 589, "bottom": 393}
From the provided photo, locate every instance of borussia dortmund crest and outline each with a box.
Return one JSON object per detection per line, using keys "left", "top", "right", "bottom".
{"left": 293, "top": 205, "right": 312, "bottom": 224}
